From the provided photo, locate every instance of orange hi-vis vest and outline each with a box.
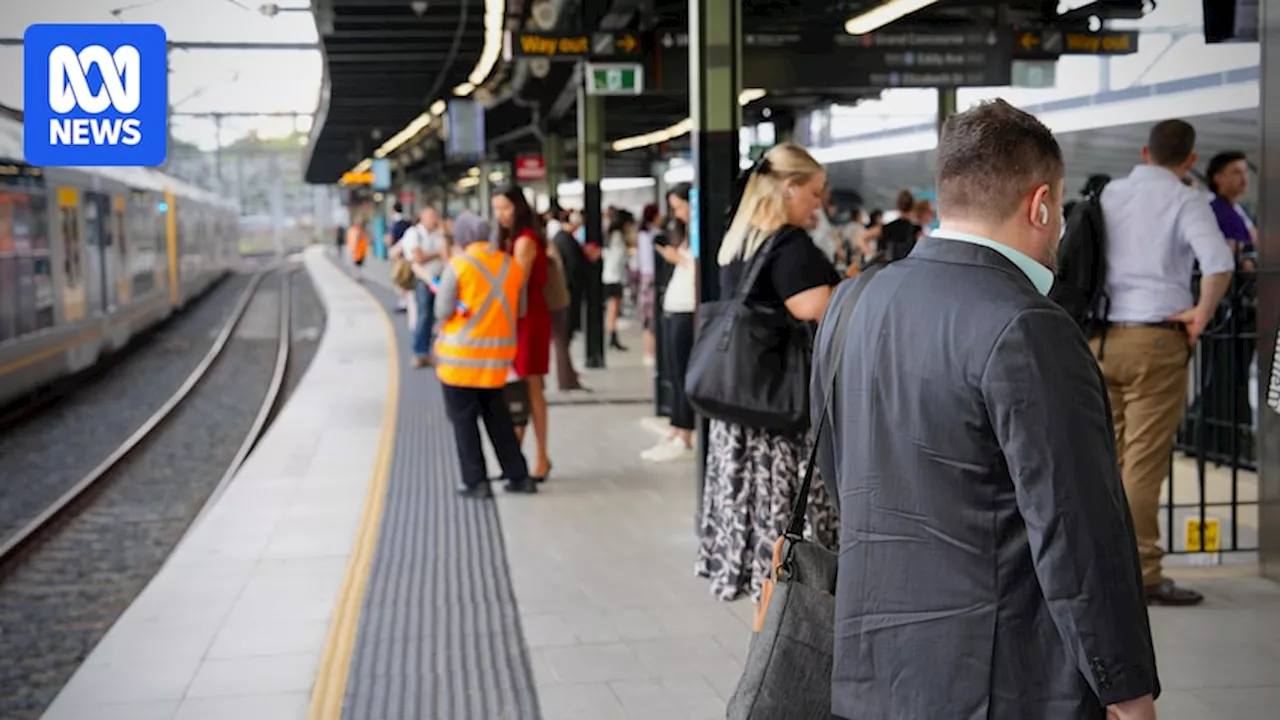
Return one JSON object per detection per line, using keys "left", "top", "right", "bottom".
{"left": 349, "top": 228, "right": 369, "bottom": 262}
{"left": 434, "top": 245, "right": 526, "bottom": 389}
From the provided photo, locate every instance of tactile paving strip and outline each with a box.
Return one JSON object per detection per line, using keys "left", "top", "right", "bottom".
{"left": 343, "top": 283, "right": 542, "bottom": 720}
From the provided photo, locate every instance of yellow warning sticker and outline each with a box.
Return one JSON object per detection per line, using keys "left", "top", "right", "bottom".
{"left": 1185, "top": 518, "right": 1221, "bottom": 553}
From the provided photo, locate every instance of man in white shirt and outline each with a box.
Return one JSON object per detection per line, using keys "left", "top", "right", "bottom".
{"left": 1095, "top": 119, "right": 1236, "bottom": 606}
{"left": 809, "top": 184, "right": 838, "bottom": 263}
{"left": 400, "top": 207, "right": 449, "bottom": 367}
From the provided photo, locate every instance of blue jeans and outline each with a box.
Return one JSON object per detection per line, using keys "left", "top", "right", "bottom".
{"left": 413, "top": 280, "right": 435, "bottom": 359}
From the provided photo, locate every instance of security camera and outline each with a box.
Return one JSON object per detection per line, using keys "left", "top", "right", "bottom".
{"left": 531, "top": 0, "right": 558, "bottom": 29}
{"left": 410, "top": 1, "right": 429, "bottom": 16}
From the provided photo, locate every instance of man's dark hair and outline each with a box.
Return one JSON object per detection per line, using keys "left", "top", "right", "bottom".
{"left": 1205, "top": 150, "right": 1248, "bottom": 195}
{"left": 393, "top": 202, "right": 404, "bottom": 214}
{"left": 894, "top": 189, "right": 915, "bottom": 214}
{"left": 936, "top": 99, "right": 1063, "bottom": 223}
{"left": 1147, "top": 119, "right": 1196, "bottom": 167}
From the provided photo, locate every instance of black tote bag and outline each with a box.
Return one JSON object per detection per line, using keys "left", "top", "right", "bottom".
{"left": 727, "top": 266, "right": 882, "bottom": 720}
{"left": 683, "top": 229, "right": 812, "bottom": 433}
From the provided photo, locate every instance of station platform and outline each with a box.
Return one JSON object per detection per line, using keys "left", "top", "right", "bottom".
{"left": 42, "top": 246, "right": 1280, "bottom": 720}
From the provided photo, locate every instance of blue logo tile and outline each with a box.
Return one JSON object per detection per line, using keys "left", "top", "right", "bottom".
{"left": 23, "top": 24, "right": 168, "bottom": 167}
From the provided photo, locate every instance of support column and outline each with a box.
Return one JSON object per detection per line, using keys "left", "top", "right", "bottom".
{"left": 652, "top": 157, "right": 671, "bottom": 418}
{"left": 1258, "top": 0, "right": 1280, "bottom": 579}
{"left": 937, "top": 87, "right": 958, "bottom": 136}
{"left": 544, "top": 133, "right": 564, "bottom": 209}
{"left": 690, "top": 0, "right": 742, "bottom": 526}
{"left": 478, "top": 160, "right": 492, "bottom": 220}
{"left": 578, "top": 75, "right": 607, "bottom": 369}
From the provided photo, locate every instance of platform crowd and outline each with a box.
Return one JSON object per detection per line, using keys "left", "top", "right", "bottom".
{"left": 329, "top": 97, "right": 1261, "bottom": 719}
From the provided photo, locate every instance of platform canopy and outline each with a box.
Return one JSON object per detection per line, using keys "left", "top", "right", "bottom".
{"left": 304, "top": 0, "right": 487, "bottom": 184}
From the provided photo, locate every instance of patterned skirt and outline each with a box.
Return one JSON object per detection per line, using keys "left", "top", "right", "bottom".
{"left": 695, "top": 418, "right": 840, "bottom": 603}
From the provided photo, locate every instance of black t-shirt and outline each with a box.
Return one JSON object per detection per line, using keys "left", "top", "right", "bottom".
{"left": 879, "top": 218, "right": 921, "bottom": 262}
{"left": 718, "top": 225, "right": 840, "bottom": 303}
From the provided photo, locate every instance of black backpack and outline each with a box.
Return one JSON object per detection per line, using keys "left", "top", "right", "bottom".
{"left": 1049, "top": 186, "right": 1111, "bottom": 337}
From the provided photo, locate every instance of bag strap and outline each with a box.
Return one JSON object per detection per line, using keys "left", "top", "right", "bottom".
{"left": 732, "top": 227, "right": 789, "bottom": 302}
{"left": 783, "top": 264, "right": 884, "bottom": 538}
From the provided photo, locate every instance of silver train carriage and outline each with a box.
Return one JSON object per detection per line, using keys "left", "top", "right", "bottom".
{"left": 0, "top": 112, "right": 237, "bottom": 408}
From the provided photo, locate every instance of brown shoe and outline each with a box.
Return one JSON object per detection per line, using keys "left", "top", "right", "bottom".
{"left": 1145, "top": 578, "right": 1204, "bottom": 606}
{"left": 411, "top": 357, "right": 432, "bottom": 369}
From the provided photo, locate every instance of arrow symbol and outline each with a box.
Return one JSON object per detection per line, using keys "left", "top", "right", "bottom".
{"left": 616, "top": 34, "right": 637, "bottom": 53}
{"left": 1020, "top": 32, "right": 1040, "bottom": 52}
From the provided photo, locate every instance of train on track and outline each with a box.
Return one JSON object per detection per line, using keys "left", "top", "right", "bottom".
{"left": 0, "top": 111, "right": 238, "bottom": 408}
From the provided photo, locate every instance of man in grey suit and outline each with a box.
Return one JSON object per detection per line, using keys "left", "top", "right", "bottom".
{"left": 815, "top": 100, "right": 1159, "bottom": 719}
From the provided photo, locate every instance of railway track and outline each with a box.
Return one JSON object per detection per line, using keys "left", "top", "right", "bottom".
{"left": 0, "top": 266, "right": 303, "bottom": 720}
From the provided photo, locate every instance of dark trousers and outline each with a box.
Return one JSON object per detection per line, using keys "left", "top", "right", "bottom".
{"left": 440, "top": 383, "right": 529, "bottom": 489}
{"left": 663, "top": 311, "right": 696, "bottom": 430}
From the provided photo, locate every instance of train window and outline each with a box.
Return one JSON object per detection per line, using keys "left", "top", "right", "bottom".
{"left": 0, "top": 174, "right": 54, "bottom": 343}
{"left": 60, "top": 205, "right": 82, "bottom": 290}
{"left": 0, "top": 194, "right": 14, "bottom": 341}
{"left": 129, "top": 193, "right": 156, "bottom": 295}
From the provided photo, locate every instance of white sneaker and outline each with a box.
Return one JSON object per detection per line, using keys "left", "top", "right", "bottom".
{"left": 642, "top": 354, "right": 655, "bottom": 368}
{"left": 644, "top": 439, "right": 694, "bottom": 463}
{"left": 640, "top": 438, "right": 672, "bottom": 460}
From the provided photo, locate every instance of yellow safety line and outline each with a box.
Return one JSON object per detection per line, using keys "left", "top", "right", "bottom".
{"left": 307, "top": 257, "right": 400, "bottom": 720}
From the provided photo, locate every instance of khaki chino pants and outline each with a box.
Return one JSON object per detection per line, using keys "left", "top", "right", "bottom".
{"left": 1090, "top": 326, "right": 1190, "bottom": 587}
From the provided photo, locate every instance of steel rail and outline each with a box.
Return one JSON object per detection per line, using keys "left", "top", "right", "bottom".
{"left": 0, "top": 271, "right": 268, "bottom": 571}
{"left": 189, "top": 267, "right": 295, "bottom": 529}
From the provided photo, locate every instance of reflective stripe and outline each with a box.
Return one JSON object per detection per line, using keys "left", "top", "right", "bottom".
{"left": 435, "top": 331, "right": 516, "bottom": 349}
{"left": 434, "top": 355, "right": 512, "bottom": 370}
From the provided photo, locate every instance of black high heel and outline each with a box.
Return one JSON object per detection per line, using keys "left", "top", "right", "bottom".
{"left": 533, "top": 461, "right": 553, "bottom": 483}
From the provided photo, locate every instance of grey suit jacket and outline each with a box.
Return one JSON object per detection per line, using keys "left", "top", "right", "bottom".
{"left": 813, "top": 237, "right": 1158, "bottom": 720}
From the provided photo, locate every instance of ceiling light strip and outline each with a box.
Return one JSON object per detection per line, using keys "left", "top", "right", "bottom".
{"left": 456, "top": 0, "right": 506, "bottom": 96}
{"left": 844, "top": 0, "right": 939, "bottom": 35}
{"left": 610, "top": 89, "right": 767, "bottom": 153}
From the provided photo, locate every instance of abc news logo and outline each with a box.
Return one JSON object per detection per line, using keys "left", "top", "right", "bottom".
{"left": 24, "top": 24, "right": 168, "bottom": 167}
{"left": 48, "top": 44, "right": 144, "bottom": 147}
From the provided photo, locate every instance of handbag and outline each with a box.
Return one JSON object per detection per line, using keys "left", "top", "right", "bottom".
{"left": 544, "top": 245, "right": 571, "bottom": 312}
{"left": 684, "top": 228, "right": 811, "bottom": 432}
{"left": 503, "top": 377, "right": 530, "bottom": 427}
{"left": 391, "top": 258, "right": 415, "bottom": 290}
{"left": 727, "top": 265, "right": 883, "bottom": 720}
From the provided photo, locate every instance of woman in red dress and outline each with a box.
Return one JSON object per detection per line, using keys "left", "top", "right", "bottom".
{"left": 492, "top": 186, "right": 553, "bottom": 481}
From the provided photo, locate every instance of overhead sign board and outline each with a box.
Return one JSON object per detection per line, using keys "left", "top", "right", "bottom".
{"left": 341, "top": 171, "right": 374, "bottom": 186}
{"left": 1013, "top": 28, "right": 1140, "bottom": 59}
{"left": 653, "top": 28, "right": 1012, "bottom": 92}
{"left": 511, "top": 31, "right": 642, "bottom": 60}
{"left": 585, "top": 63, "right": 644, "bottom": 96}
{"left": 371, "top": 158, "right": 391, "bottom": 191}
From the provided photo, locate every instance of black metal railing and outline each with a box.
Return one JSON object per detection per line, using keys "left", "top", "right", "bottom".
{"left": 1169, "top": 261, "right": 1259, "bottom": 554}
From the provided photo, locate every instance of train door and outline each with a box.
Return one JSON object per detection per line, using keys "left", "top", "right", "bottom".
{"left": 56, "top": 187, "right": 86, "bottom": 322}
{"left": 112, "top": 196, "right": 130, "bottom": 304}
{"left": 83, "top": 192, "right": 114, "bottom": 314}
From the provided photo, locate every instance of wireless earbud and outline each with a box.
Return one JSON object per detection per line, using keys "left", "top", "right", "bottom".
{"left": 1039, "top": 203, "right": 1049, "bottom": 225}
{"left": 786, "top": 187, "right": 796, "bottom": 198}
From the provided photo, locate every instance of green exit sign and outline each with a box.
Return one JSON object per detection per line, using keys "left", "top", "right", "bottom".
{"left": 586, "top": 63, "right": 644, "bottom": 96}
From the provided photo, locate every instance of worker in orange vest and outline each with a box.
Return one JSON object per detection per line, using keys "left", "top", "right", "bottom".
{"left": 434, "top": 212, "right": 538, "bottom": 497}
{"left": 346, "top": 217, "right": 370, "bottom": 281}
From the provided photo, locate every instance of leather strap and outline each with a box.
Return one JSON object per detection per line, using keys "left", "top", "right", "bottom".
{"left": 784, "top": 264, "right": 884, "bottom": 539}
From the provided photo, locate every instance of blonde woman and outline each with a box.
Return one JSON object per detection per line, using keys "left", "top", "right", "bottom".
{"left": 695, "top": 143, "right": 842, "bottom": 603}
